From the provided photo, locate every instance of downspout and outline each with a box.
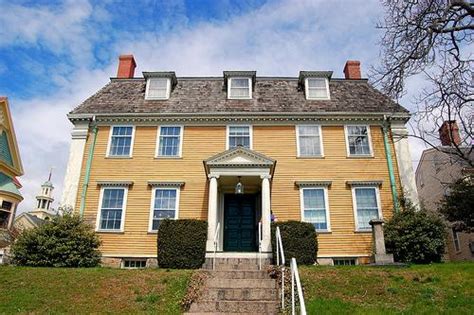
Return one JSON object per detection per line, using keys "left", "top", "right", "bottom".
{"left": 382, "top": 115, "right": 399, "bottom": 213}
{"left": 79, "top": 116, "right": 98, "bottom": 217}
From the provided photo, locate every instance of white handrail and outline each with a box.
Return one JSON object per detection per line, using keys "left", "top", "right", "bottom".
{"left": 275, "top": 227, "right": 285, "bottom": 309}
{"left": 258, "top": 221, "right": 262, "bottom": 270}
{"left": 291, "top": 258, "right": 307, "bottom": 315}
{"left": 213, "top": 222, "right": 220, "bottom": 270}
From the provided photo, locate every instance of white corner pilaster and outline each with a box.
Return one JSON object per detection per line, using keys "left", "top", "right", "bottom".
{"left": 60, "top": 121, "right": 90, "bottom": 210}
{"left": 206, "top": 175, "right": 219, "bottom": 252}
{"left": 391, "top": 121, "right": 419, "bottom": 207}
{"left": 260, "top": 174, "right": 272, "bottom": 252}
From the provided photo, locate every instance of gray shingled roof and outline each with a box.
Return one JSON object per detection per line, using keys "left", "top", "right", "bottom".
{"left": 70, "top": 78, "right": 408, "bottom": 115}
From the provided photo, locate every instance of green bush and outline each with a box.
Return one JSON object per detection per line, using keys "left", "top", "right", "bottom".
{"left": 271, "top": 221, "right": 318, "bottom": 265}
{"left": 385, "top": 200, "right": 447, "bottom": 264}
{"left": 158, "top": 219, "right": 207, "bottom": 269}
{"left": 11, "top": 213, "right": 101, "bottom": 267}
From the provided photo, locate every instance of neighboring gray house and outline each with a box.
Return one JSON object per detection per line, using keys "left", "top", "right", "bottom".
{"left": 415, "top": 121, "right": 473, "bottom": 261}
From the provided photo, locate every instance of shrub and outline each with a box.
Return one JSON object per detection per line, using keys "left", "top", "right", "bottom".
{"left": 385, "top": 200, "right": 447, "bottom": 264}
{"left": 158, "top": 219, "right": 207, "bottom": 269}
{"left": 11, "top": 213, "right": 101, "bottom": 267}
{"left": 271, "top": 221, "right": 317, "bottom": 265}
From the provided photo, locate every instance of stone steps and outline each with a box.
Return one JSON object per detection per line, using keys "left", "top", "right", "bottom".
{"left": 187, "top": 257, "right": 279, "bottom": 314}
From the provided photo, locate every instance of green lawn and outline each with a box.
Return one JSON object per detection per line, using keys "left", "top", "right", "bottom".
{"left": 300, "top": 262, "right": 474, "bottom": 315}
{"left": 0, "top": 266, "right": 191, "bottom": 314}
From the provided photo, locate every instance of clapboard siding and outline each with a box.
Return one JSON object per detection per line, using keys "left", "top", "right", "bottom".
{"left": 76, "top": 124, "right": 401, "bottom": 258}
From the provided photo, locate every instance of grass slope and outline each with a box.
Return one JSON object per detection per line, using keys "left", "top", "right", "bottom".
{"left": 300, "top": 262, "right": 474, "bottom": 315}
{"left": 0, "top": 266, "right": 191, "bottom": 314}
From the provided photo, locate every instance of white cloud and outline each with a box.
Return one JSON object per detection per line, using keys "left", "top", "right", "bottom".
{"left": 7, "top": 0, "right": 428, "bottom": 213}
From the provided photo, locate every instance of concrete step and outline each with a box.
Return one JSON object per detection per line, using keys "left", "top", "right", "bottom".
{"left": 207, "top": 278, "right": 276, "bottom": 289}
{"left": 188, "top": 300, "right": 279, "bottom": 313}
{"left": 206, "top": 263, "right": 261, "bottom": 271}
{"left": 185, "top": 312, "right": 274, "bottom": 315}
{"left": 211, "top": 270, "right": 270, "bottom": 279}
{"left": 203, "top": 287, "right": 278, "bottom": 301}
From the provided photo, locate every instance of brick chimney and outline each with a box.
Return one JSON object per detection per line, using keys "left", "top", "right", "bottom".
{"left": 117, "top": 54, "right": 136, "bottom": 78}
{"left": 343, "top": 60, "right": 361, "bottom": 79}
{"left": 439, "top": 120, "right": 461, "bottom": 146}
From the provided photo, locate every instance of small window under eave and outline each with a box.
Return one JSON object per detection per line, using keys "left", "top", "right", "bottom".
{"left": 224, "top": 71, "right": 256, "bottom": 100}
{"left": 299, "top": 71, "right": 332, "bottom": 100}
{"left": 143, "top": 72, "right": 177, "bottom": 100}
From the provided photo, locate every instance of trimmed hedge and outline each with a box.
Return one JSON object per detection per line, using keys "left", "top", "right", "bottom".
{"left": 271, "top": 221, "right": 317, "bottom": 265}
{"left": 157, "top": 219, "right": 207, "bottom": 269}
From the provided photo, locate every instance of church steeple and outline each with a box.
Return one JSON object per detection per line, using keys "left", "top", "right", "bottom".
{"left": 31, "top": 168, "right": 55, "bottom": 220}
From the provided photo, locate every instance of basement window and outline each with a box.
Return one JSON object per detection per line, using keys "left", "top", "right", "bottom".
{"left": 123, "top": 259, "right": 147, "bottom": 269}
{"left": 333, "top": 258, "right": 356, "bottom": 266}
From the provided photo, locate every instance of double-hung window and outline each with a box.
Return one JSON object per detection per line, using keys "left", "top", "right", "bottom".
{"left": 345, "top": 125, "right": 372, "bottom": 156}
{"left": 305, "top": 78, "right": 330, "bottom": 100}
{"left": 157, "top": 126, "right": 182, "bottom": 157}
{"left": 301, "top": 187, "right": 330, "bottom": 231}
{"left": 353, "top": 187, "right": 381, "bottom": 230}
{"left": 98, "top": 187, "right": 127, "bottom": 231}
{"left": 108, "top": 126, "right": 134, "bottom": 157}
{"left": 227, "top": 125, "right": 252, "bottom": 149}
{"left": 149, "top": 188, "right": 179, "bottom": 231}
{"left": 146, "top": 78, "right": 170, "bottom": 99}
{"left": 297, "top": 125, "right": 323, "bottom": 157}
{"left": 228, "top": 78, "right": 251, "bottom": 99}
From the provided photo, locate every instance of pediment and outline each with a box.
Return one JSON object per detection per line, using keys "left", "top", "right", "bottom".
{"left": 205, "top": 146, "right": 275, "bottom": 168}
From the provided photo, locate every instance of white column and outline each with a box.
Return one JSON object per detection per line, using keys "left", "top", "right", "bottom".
{"left": 391, "top": 122, "right": 420, "bottom": 207}
{"left": 261, "top": 174, "right": 272, "bottom": 252}
{"left": 206, "top": 175, "right": 219, "bottom": 252}
{"left": 60, "top": 121, "right": 89, "bottom": 210}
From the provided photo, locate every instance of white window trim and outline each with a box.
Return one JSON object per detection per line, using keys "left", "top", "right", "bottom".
{"left": 95, "top": 186, "right": 128, "bottom": 233}
{"left": 106, "top": 125, "right": 136, "bottom": 158}
{"left": 155, "top": 125, "right": 184, "bottom": 158}
{"left": 148, "top": 186, "right": 180, "bottom": 233}
{"left": 295, "top": 125, "right": 325, "bottom": 157}
{"left": 305, "top": 77, "right": 330, "bottom": 100}
{"left": 227, "top": 77, "right": 252, "bottom": 100}
{"left": 145, "top": 78, "right": 171, "bottom": 100}
{"left": 344, "top": 125, "right": 374, "bottom": 157}
{"left": 299, "top": 186, "right": 331, "bottom": 232}
{"left": 351, "top": 186, "right": 383, "bottom": 232}
{"left": 452, "top": 228, "right": 461, "bottom": 252}
{"left": 226, "top": 125, "right": 253, "bottom": 150}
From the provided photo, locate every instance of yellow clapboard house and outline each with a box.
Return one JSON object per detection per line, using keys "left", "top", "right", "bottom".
{"left": 61, "top": 55, "right": 418, "bottom": 267}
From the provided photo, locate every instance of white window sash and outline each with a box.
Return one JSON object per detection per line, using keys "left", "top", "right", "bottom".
{"left": 145, "top": 78, "right": 171, "bottom": 100}
{"left": 155, "top": 125, "right": 183, "bottom": 157}
{"left": 226, "top": 125, "right": 253, "bottom": 150}
{"left": 96, "top": 186, "right": 128, "bottom": 232}
{"left": 299, "top": 187, "right": 331, "bottom": 232}
{"left": 351, "top": 186, "right": 382, "bottom": 231}
{"left": 227, "top": 77, "right": 252, "bottom": 99}
{"left": 305, "top": 78, "right": 330, "bottom": 100}
{"left": 106, "top": 125, "right": 135, "bottom": 158}
{"left": 296, "top": 125, "right": 324, "bottom": 157}
{"left": 344, "top": 125, "right": 373, "bottom": 157}
{"left": 148, "top": 187, "right": 180, "bottom": 232}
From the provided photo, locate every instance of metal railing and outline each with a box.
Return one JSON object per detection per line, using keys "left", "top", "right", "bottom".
{"left": 275, "top": 226, "right": 307, "bottom": 315}
{"left": 213, "top": 222, "right": 220, "bottom": 270}
{"left": 258, "top": 221, "right": 262, "bottom": 270}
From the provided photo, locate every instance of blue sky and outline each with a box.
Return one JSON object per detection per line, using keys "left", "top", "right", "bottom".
{"left": 0, "top": 0, "right": 427, "bottom": 212}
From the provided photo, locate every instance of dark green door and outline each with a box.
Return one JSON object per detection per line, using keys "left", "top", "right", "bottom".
{"left": 224, "top": 194, "right": 257, "bottom": 252}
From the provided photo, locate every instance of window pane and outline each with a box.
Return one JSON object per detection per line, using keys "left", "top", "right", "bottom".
{"left": 147, "top": 78, "right": 168, "bottom": 98}
{"left": 302, "top": 189, "right": 327, "bottom": 230}
{"left": 100, "top": 188, "right": 124, "bottom": 230}
{"left": 151, "top": 189, "right": 177, "bottom": 231}
{"left": 307, "top": 78, "right": 326, "bottom": 88}
{"left": 229, "top": 126, "right": 250, "bottom": 149}
{"left": 149, "top": 78, "right": 167, "bottom": 89}
{"left": 158, "top": 126, "right": 181, "bottom": 156}
{"left": 110, "top": 127, "right": 133, "bottom": 156}
{"left": 308, "top": 88, "right": 328, "bottom": 99}
{"left": 355, "top": 188, "right": 379, "bottom": 229}
{"left": 231, "top": 78, "right": 249, "bottom": 88}
{"left": 230, "top": 79, "right": 250, "bottom": 98}
{"left": 299, "top": 126, "right": 321, "bottom": 156}
{"left": 347, "top": 126, "right": 370, "bottom": 155}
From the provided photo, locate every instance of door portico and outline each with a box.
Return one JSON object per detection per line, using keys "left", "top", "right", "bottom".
{"left": 204, "top": 147, "right": 275, "bottom": 256}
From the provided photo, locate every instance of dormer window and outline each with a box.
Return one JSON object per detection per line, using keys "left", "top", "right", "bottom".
{"left": 146, "top": 78, "right": 170, "bottom": 100}
{"left": 224, "top": 71, "right": 256, "bottom": 100}
{"left": 305, "top": 78, "right": 330, "bottom": 100}
{"left": 299, "top": 71, "right": 332, "bottom": 100}
{"left": 143, "top": 72, "right": 177, "bottom": 100}
{"left": 228, "top": 78, "right": 251, "bottom": 99}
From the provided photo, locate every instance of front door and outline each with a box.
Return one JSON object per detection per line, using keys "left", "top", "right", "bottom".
{"left": 224, "top": 194, "right": 257, "bottom": 252}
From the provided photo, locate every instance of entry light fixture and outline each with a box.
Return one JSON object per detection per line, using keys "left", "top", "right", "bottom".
{"left": 235, "top": 176, "right": 244, "bottom": 195}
